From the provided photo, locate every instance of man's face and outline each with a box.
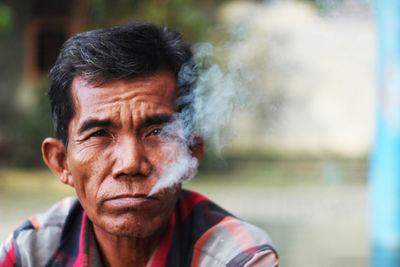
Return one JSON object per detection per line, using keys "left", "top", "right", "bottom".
{"left": 66, "top": 70, "right": 183, "bottom": 238}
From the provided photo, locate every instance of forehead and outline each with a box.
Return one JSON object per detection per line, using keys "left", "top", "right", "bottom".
{"left": 70, "top": 70, "right": 177, "bottom": 118}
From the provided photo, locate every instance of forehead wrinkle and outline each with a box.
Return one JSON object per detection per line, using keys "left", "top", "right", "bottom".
{"left": 71, "top": 72, "right": 177, "bottom": 133}
{"left": 131, "top": 102, "right": 167, "bottom": 126}
{"left": 84, "top": 89, "right": 171, "bottom": 113}
{"left": 73, "top": 75, "right": 176, "bottom": 111}
{"left": 80, "top": 100, "right": 173, "bottom": 132}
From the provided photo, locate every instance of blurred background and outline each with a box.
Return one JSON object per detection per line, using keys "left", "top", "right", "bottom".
{"left": 0, "top": 0, "right": 376, "bottom": 266}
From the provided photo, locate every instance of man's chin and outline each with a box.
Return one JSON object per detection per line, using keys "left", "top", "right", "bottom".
{"left": 93, "top": 215, "right": 167, "bottom": 239}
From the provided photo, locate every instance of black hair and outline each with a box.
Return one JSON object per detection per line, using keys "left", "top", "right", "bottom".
{"left": 48, "top": 22, "right": 197, "bottom": 147}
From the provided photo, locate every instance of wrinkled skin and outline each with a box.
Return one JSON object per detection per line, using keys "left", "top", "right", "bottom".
{"left": 67, "top": 71, "right": 182, "bottom": 238}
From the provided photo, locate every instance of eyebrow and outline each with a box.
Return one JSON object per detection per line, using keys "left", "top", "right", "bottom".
{"left": 144, "top": 113, "right": 174, "bottom": 126}
{"left": 78, "top": 118, "right": 112, "bottom": 134}
{"left": 78, "top": 113, "right": 174, "bottom": 135}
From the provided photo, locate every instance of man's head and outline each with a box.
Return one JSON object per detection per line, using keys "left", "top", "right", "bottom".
{"left": 48, "top": 22, "right": 197, "bottom": 147}
{"left": 41, "top": 22, "right": 205, "bottom": 239}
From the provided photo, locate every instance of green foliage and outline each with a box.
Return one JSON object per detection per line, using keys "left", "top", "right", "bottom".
{"left": 301, "top": 0, "right": 344, "bottom": 14}
{"left": 88, "top": 0, "right": 215, "bottom": 42}
{"left": 0, "top": 3, "right": 12, "bottom": 31}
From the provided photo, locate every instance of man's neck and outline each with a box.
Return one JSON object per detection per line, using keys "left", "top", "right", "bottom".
{"left": 93, "top": 224, "right": 165, "bottom": 267}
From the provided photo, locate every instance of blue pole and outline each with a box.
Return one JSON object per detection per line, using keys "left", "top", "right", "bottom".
{"left": 370, "top": 0, "right": 400, "bottom": 265}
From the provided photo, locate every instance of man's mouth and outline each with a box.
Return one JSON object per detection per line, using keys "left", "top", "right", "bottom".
{"left": 103, "top": 194, "right": 158, "bottom": 210}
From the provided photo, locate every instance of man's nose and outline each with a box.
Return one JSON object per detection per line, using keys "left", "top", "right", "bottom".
{"left": 112, "top": 136, "right": 151, "bottom": 179}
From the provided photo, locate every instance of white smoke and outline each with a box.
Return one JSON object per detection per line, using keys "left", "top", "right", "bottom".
{"left": 193, "top": 42, "right": 255, "bottom": 152}
{"left": 149, "top": 119, "right": 199, "bottom": 195}
{"left": 149, "top": 142, "right": 198, "bottom": 195}
{"left": 149, "top": 36, "right": 257, "bottom": 195}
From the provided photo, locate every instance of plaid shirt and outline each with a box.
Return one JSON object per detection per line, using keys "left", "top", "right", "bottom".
{"left": 0, "top": 189, "right": 278, "bottom": 267}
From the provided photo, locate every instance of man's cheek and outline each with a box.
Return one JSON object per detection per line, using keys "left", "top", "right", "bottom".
{"left": 148, "top": 143, "right": 195, "bottom": 196}
{"left": 150, "top": 139, "right": 185, "bottom": 160}
{"left": 72, "top": 143, "right": 110, "bottom": 164}
{"left": 70, "top": 163, "right": 97, "bottom": 199}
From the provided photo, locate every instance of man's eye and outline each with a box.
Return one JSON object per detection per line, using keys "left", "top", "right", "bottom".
{"left": 91, "top": 130, "right": 108, "bottom": 137}
{"left": 149, "top": 128, "right": 163, "bottom": 136}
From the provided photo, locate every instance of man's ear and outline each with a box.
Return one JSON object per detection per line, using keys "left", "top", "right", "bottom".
{"left": 189, "top": 133, "right": 205, "bottom": 162}
{"left": 42, "top": 138, "right": 74, "bottom": 187}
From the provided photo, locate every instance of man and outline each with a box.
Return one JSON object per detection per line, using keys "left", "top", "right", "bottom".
{"left": 0, "top": 22, "right": 278, "bottom": 267}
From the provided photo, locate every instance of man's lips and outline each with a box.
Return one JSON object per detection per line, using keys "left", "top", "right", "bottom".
{"left": 103, "top": 194, "right": 158, "bottom": 210}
